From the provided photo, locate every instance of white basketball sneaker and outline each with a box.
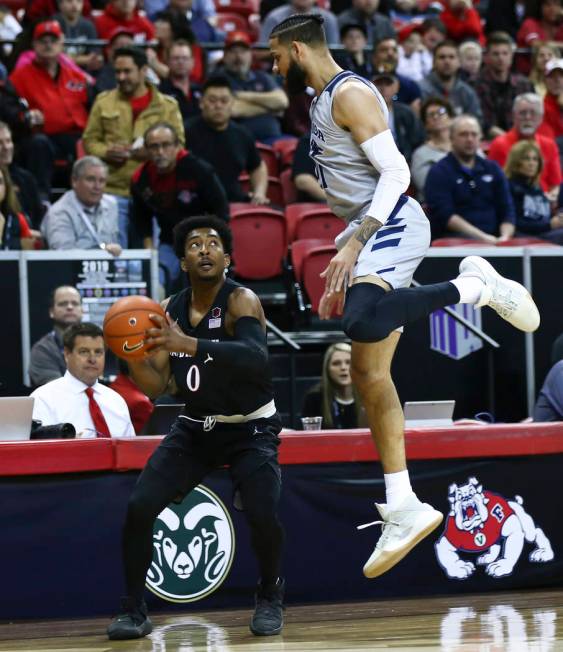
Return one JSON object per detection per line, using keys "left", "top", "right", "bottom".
{"left": 358, "top": 494, "right": 443, "bottom": 579}
{"left": 458, "top": 255, "right": 540, "bottom": 332}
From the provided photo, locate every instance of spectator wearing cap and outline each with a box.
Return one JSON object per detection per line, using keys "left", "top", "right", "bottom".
{"left": 411, "top": 97, "right": 454, "bottom": 202}
{"left": 54, "top": 0, "right": 103, "bottom": 73}
{"left": 41, "top": 156, "right": 121, "bottom": 255}
{"left": 261, "top": 0, "right": 340, "bottom": 45}
{"left": 219, "top": 31, "right": 288, "bottom": 144}
{"left": 83, "top": 46, "right": 184, "bottom": 247}
{"left": 186, "top": 76, "right": 269, "bottom": 204}
{"left": 158, "top": 40, "right": 202, "bottom": 122}
{"left": 371, "top": 36, "right": 421, "bottom": 112}
{"left": 541, "top": 58, "right": 563, "bottom": 139}
{"left": 396, "top": 24, "right": 432, "bottom": 83}
{"left": 372, "top": 72, "right": 423, "bottom": 163}
{"left": 488, "top": 93, "right": 562, "bottom": 200}
{"left": 95, "top": 0, "right": 155, "bottom": 42}
{"left": 94, "top": 27, "right": 136, "bottom": 93}
{"left": 440, "top": 0, "right": 485, "bottom": 46}
{"left": 474, "top": 31, "right": 534, "bottom": 140}
{"left": 337, "top": 0, "right": 395, "bottom": 46}
{"left": 9, "top": 21, "right": 91, "bottom": 201}
{"left": 335, "top": 23, "right": 372, "bottom": 79}
{"left": 131, "top": 122, "right": 228, "bottom": 289}
{"left": 425, "top": 115, "right": 516, "bottom": 242}
{"left": 419, "top": 40, "right": 483, "bottom": 124}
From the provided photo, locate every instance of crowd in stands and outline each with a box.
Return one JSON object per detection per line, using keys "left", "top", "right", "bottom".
{"left": 2, "top": 0, "right": 563, "bottom": 429}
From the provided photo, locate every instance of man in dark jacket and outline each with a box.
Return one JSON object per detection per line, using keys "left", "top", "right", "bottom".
{"left": 130, "top": 122, "right": 229, "bottom": 291}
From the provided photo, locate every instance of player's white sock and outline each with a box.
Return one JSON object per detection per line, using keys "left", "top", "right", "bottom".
{"left": 384, "top": 470, "right": 414, "bottom": 511}
{"left": 451, "top": 277, "right": 484, "bottom": 304}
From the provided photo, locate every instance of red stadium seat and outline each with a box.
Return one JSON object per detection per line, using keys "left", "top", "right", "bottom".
{"left": 256, "top": 143, "right": 279, "bottom": 177}
{"left": 273, "top": 138, "right": 299, "bottom": 169}
{"left": 496, "top": 237, "right": 557, "bottom": 246}
{"left": 285, "top": 202, "right": 329, "bottom": 241}
{"left": 239, "top": 175, "right": 284, "bottom": 206}
{"left": 431, "top": 238, "right": 492, "bottom": 247}
{"left": 291, "top": 239, "right": 337, "bottom": 313}
{"left": 214, "top": 0, "right": 258, "bottom": 15}
{"left": 280, "top": 169, "right": 298, "bottom": 205}
{"left": 230, "top": 207, "right": 287, "bottom": 279}
{"left": 215, "top": 12, "right": 249, "bottom": 34}
{"left": 294, "top": 207, "right": 345, "bottom": 241}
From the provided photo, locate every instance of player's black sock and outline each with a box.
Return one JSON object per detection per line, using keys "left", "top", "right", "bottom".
{"left": 343, "top": 281, "right": 461, "bottom": 343}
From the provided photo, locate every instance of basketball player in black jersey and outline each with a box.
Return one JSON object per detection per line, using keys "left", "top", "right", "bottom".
{"left": 107, "top": 215, "right": 285, "bottom": 640}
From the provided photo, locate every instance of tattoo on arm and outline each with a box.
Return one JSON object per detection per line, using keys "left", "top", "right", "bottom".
{"left": 354, "top": 217, "right": 383, "bottom": 246}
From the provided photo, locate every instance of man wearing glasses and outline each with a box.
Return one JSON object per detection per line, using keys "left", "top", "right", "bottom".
{"left": 30, "top": 322, "right": 135, "bottom": 437}
{"left": 130, "top": 122, "right": 228, "bottom": 291}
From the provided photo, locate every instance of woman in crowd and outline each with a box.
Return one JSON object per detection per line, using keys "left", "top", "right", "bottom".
{"left": 301, "top": 343, "right": 364, "bottom": 430}
{"left": 505, "top": 140, "right": 563, "bottom": 243}
{"left": 518, "top": 0, "right": 563, "bottom": 49}
{"left": 529, "top": 41, "right": 560, "bottom": 96}
{"left": 410, "top": 97, "right": 454, "bottom": 202}
{"left": 0, "top": 166, "right": 34, "bottom": 250}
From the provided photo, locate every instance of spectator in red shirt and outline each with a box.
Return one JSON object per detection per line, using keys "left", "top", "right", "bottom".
{"left": 488, "top": 92, "right": 562, "bottom": 199}
{"left": 517, "top": 0, "right": 563, "bottom": 49}
{"left": 541, "top": 57, "right": 563, "bottom": 138}
{"left": 440, "top": 0, "right": 485, "bottom": 46}
{"left": 95, "top": 0, "right": 155, "bottom": 43}
{"left": 9, "top": 21, "right": 90, "bottom": 200}
{"left": 110, "top": 358, "right": 154, "bottom": 434}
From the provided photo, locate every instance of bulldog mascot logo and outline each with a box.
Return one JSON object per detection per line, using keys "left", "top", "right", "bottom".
{"left": 435, "top": 477, "right": 554, "bottom": 579}
{"left": 147, "top": 485, "right": 235, "bottom": 602}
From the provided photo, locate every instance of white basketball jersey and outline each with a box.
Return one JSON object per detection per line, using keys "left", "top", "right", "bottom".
{"left": 309, "top": 70, "right": 390, "bottom": 223}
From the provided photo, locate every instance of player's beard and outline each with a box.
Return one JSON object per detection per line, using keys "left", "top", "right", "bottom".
{"left": 286, "top": 58, "right": 307, "bottom": 95}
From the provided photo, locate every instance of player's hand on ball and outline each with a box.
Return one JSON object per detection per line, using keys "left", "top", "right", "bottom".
{"left": 318, "top": 288, "right": 345, "bottom": 320}
{"left": 145, "top": 312, "right": 189, "bottom": 354}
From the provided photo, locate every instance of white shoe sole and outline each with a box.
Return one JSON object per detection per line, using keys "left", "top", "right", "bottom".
{"left": 459, "top": 256, "right": 540, "bottom": 333}
{"left": 363, "top": 509, "right": 443, "bottom": 579}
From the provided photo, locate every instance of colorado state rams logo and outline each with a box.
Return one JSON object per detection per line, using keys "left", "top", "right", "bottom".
{"left": 146, "top": 485, "right": 235, "bottom": 602}
{"left": 435, "top": 477, "right": 554, "bottom": 580}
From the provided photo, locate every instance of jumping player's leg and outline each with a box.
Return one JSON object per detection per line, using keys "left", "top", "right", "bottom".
{"left": 351, "top": 331, "right": 443, "bottom": 579}
{"left": 238, "top": 462, "right": 285, "bottom": 636}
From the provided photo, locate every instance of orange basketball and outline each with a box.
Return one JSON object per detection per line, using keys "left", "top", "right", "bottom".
{"left": 103, "top": 295, "right": 166, "bottom": 360}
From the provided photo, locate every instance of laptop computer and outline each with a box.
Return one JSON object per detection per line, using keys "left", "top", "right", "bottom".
{"left": 403, "top": 400, "right": 455, "bottom": 428}
{"left": 141, "top": 403, "right": 184, "bottom": 436}
{"left": 0, "top": 397, "right": 34, "bottom": 441}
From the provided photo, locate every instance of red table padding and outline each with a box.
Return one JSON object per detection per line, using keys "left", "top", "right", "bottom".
{"left": 0, "top": 439, "right": 114, "bottom": 476}
{"left": 112, "top": 422, "right": 563, "bottom": 471}
{"left": 2, "top": 423, "right": 563, "bottom": 476}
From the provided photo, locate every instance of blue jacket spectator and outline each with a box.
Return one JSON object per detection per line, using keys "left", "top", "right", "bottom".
{"left": 425, "top": 115, "right": 515, "bottom": 243}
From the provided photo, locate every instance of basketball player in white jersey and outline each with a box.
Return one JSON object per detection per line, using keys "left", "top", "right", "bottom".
{"left": 269, "top": 14, "right": 540, "bottom": 579}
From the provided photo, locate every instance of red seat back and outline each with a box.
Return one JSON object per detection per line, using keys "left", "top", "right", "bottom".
{"left": 496, "top": 237, "right": 557, "bottom": 246}
{"left": 431, "top": 238, "right": 491, "bottom": 247}
{"left": 256, "top": 143, "right": 279, "bottom": 178}
{"left": 215, "top": 13, "right": 249, "bottom": 34}
{"left": 273, "top": 138, "right": 299, "bottom": 169}
{"left": 239, "top": 175, "right": 284, "bottom": 206}
{"left": 285, "top": 202, "right": 327, "bottom": 241}
{"left": 301, "top": 244, "right": 338, "bottom": 313}
{"left": 214, "top": 0, "right": 258, "bottom": 16}
{"left": 230, "top": 208, "right": 287, "bottom": 279}
{"left": 280, "top": 169, "right": 298, "bottom": 205}
{"left": 296, "top": 208, "right": 345, "bottom": 241}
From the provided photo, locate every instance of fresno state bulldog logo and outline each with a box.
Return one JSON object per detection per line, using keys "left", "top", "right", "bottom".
{"left": 146, "top": 485, "right": 235, "bottom": 602}
{"left": 435, "top": 477, "right": 554, "bottom": 579}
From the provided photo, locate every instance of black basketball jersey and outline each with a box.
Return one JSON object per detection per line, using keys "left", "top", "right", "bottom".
{"left": 166, "top": 278, "right": 275, "bottom": 417}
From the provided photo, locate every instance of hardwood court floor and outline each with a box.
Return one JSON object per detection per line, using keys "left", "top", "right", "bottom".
{"left": 0, "top": 589, "right": 561, "bottom": 651}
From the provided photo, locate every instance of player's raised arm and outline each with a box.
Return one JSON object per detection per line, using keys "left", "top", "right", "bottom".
{"left": 333, "top": 82, "right": 411, "bottom": 239}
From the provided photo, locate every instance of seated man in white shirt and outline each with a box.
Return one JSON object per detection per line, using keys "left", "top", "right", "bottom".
{"left": 40, "top": 156, "right": 122, "bottom": 255}
{"left": 31, "top": 322, "right": 135, "bottom": 438}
